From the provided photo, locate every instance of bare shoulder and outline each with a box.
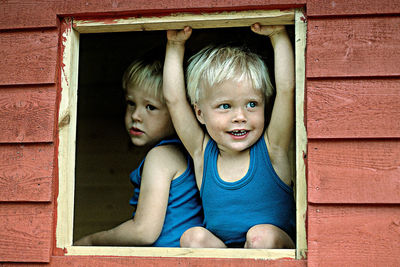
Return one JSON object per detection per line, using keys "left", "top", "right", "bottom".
{"left": 144, "top": 143, "right": 188, "bottom": 180}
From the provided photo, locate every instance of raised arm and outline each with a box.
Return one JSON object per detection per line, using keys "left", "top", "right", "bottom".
{"left": 163, "top": 27, "right": 206, "bottom": 159}
{"left": 251, "top": 24, "right": 295, "bottom": 151}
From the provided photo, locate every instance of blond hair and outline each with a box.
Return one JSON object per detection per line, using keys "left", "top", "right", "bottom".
{"left": 122, "top": 58, "right": 164, "bottom": 102}
{"left": 186, "top": 45, "right": 273, "bottom": 105}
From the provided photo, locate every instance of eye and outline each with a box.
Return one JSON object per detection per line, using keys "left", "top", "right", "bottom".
{"left": 126, "top": 100, "right": 135, "bottom": 107}
{"left": 218, "top": 103, "right": 230, "bottom": 110}
{"left": 247, "top": 101, "right": 257, "bottom": 108}
{"left": 146, "top": 104, "right": 156, "bottom": 111}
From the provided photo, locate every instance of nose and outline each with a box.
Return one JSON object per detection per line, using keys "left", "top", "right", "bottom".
{"left": 131, "top": 107, "right": 142, "bottom": 122}
{"left": 232, "top": 107, "right": 247, "bottom": 123}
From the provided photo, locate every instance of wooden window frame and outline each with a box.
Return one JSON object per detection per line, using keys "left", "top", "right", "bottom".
{"left": 57, "top": 8, "right": 307, "bottom": 260}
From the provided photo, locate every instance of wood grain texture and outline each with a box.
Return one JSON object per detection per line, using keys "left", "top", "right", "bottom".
{"left": 307, "top": 17, "right": 400, "bottom": 78}
{"left": 0, "top": 30, "right": 59, "bottom": 85}
{"left": 307, "top": 79, "right": 400, "bottom": 138}
{"left": 307, "top": 0, "right": 400, "bottom": 16}
{"left": 0, "top": 0, "right": 58, "bottom": 29}
{"left": 0, "top": 203, "right": 52, "bottom": 262}
{"left": 2, "top": 256, "right": 307, "bottom": 266}
{"left": 308, "top": 204, "right": 400, "bottom": 267}
{"left": 0, "top": 86, "right": 56, "bottom": 142}
{"left": 0, "top": 143, "right": 54, "bottom": 202}
{"left": 59, "top": 0, "right": 306, "bottom": 16}
{"left": 0, "top": 0, "right": 306, "bottom": 30}
{"left": 73, "top": 9, "right": 294, "bottom": 34}
{"left": 308, "top": 140, "right": 400, "bottom": 203}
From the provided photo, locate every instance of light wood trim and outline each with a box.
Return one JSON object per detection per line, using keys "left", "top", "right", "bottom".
{"left": 73, "top": 9, "right": 294, "bottom": 33}
{"left": 56, "top": 18, "right": 80, "bottom": 249}
{"left": 58, "top": 9, "right": 306, "bottom": 260}
{"left": 294, "top": 8, "right": 307, "bottom": 260}
{"left": 67, "top": 246, "right": 295, "bottom": 259}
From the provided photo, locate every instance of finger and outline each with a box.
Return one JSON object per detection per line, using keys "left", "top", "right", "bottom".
{"left": 251, "top": 23, "right": 261, "bottom": 32}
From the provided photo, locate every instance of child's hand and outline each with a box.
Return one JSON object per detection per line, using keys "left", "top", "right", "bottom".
{"left": 167, "top": 26, "right": 192, "bottom": 44}
{"left": 251, "top": 23, "right": 286, "bottom": 37}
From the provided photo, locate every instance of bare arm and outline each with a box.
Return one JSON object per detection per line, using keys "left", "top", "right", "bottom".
{"left": 163, "top": 27, "right": 206, "bottom": 160}
{"left": 252, "top": 24, "right": 295, "bottom": 152}
{"left": 74, "top": 145, "right": 183, "bottom": 246}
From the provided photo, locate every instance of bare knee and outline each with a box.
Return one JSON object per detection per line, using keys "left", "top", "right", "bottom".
{"left": 245, "top": 224, "right": 294, "bottom": 249}
{"left": 180, "top": 227, "right": 226, "bottom": 248}
{"left": 180, "top": 227, "right": 209, "bottom": 248}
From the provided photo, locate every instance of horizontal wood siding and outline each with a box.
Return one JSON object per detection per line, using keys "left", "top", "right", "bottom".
{"left": 0, "top": 29, "right": 59, "bottom": 85}
{"left": 307, "top": 4, "right": 400, "bottom": 266}
{"left": 308, "top": 205, "right": 400, "bottom": 267}
{"left": 307, "top": 16, "right": 400, "bottom": 78}
{"left": 307, "top": 78, "right": 400, "bottom": 138}
{"left": 0, "top": 85, "right": 56, "bottom": 143}
{"left": 0, "top": 0, "right": 306, "bottom": 265}
{"left": 0, "top": 0, "right": 306, "bottom": 30}
{"left": 0, "top": 143, "right": 54, "bottom": 202}
{"left": 308, "top": 140, "right": 400, "bottom": 203}
{"left": 0, "top": 0, "right": 58, "bottom": 29}
{"left": 0, "top": 4, "right": 59, "bottom": 263}
{"left": 0, "top": 203, "right": 53, "bottom": 262}
{"left": 3, "top": 256, "right": 307, "bottom": 266}
{"left": 307, "top": 0, "right": 400, "bottom": 16}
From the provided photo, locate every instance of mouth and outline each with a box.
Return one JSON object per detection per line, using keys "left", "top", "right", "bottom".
{"left": 129, "top": 127, "right": 144, "bottom": 136}
{"left": 228, "top": 129, "right": 249, "bottom": 137}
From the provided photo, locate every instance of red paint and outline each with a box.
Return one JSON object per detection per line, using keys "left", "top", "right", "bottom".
{"left": 308, "top": 0, "right": 400, "bottom": 16}
{"left": 0, "top": 29, "right": 59, "bottom": 85}
{"left": 307, "top": 78, "right": 400, "bottom": 138}
{"left": 0, "top": 85, "right": 57, "bottom": 143}
{"left": 2, "top": 256, "right": 307, "bottom": 266}
{"left": 308, "top": 140, "right": 400, "bottom": 203}
{"left": 0, "top": 143, "right": 54, "bottom": 201}
{"left": 0, "top": 203, "right": 53, "bottom": 262}
{"left": 308, "top": 204, "right": 400, "bottom": 267}
{"left": 1, "top": 0, "right": 400, "bottom": 266}
{"left": 307, "top": 17, "right": 400, "bottom": 78}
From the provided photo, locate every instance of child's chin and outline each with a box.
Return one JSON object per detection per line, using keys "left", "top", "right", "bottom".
{"left": 131, "top": 137, "right": 148, "bottom": 147}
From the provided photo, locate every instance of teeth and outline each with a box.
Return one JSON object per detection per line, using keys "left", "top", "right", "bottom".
{"left": 231, "top": 130, "right": 247, "bottom": 136}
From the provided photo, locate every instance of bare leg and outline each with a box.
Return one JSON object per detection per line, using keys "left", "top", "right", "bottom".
{"left": 244, "top": 224, "right": 295, "bottom": 249}
{"left": 180, "top": 226, "right": 227, "bottom": 248}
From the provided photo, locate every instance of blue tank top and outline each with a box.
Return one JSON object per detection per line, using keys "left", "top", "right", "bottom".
{"left": 129, "top": 138, "right": 204, "bottom": 247}
{"left": 200, "top": 136, "right": 295, "bottom": 245}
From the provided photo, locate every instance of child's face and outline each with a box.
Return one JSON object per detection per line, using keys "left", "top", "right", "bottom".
{"left": 195, "top": 78, "right": 265, "bottom": 153}
{"left": 125, "top": 85, "right": 175, "bottom": 146}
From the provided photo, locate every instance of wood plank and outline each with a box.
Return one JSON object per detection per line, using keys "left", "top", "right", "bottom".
{"left": 294, "top": 8, "right": 307, "bottom": 260}
{"left": 307, "top": 79, "right": 400, "bottom": 138}
{"left": 308, "top": 0, "right": 400, "bottom": 16}
{"left": 0, "top": 143, "right": 54, "bottom": 202}
{"left": 0, "top": 30, "right": 59, "bottom": 85}
{"left": 308, "top": 204, "right": 400, "bottom": 266}
{"left": 60, "top": 0, "right": 305, "bottom": 16}
{"left": 3, "top": 255, "right": 307, "bottom": 266}
{"left": 0, "top": 0, "right": 306, "bottom": 30}
{"left": 0, "top": 0, "right": 308, "bottom": 30}
{"left": 308, "top": 140, "right": 400, "bottom": 204}
{"left": 307, "top": 17, "right": 400, "bottom": 78}
{"left": 0, "top": 0, "right": 58, "bottom": 29}
{"left": 73, "top": 9, "right": 295, "bottom": 33}
{"left": 0, "top": 203, "right": 52, "bottom": 263}
{"left": 67, "top": 247, "right": 295, "bottom": 260}
{"left": 0, "top": 85, "right": 56, "bottom": 143}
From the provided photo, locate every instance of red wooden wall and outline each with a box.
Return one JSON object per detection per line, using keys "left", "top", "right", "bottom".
{"left": 0, "top": 0, "right": 399, "bottom": 266}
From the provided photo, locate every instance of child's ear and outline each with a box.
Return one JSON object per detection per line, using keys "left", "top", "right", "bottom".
{"left": 194, "top": 103, "right": 206, "bottom": 125}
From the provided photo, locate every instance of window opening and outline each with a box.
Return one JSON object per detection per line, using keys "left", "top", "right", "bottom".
{"left": 57, "top": 9, "right": 307, "bottom": 259}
